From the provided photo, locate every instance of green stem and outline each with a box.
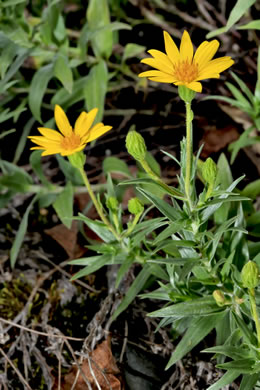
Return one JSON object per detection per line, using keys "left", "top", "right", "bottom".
{"left": 140, "top": 159, "right": 184, "bottom": 199}
{"left": 78, "top": 167, "right": 121, "bottom": 241}
{"left": 125, "top": 213, "right": 141, "bottom": 237}
{"left": 185, "top": 102, "right": 193, "bottom": 209}
{"left": 249, "top": 288, "right": 260, "bottom": 349}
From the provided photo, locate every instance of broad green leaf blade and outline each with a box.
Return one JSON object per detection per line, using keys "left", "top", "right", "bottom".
{"left": 122, "top": 43, "right": 146, "bottom": 62}
{"left": 149, "top": 297, "right": 221, "bottom": 318}
{"left": 54, "top": 54, "right": 73, "bottom": 93}
{"left": 10, "top": 195, "right": 38, "bottom": 268}
{"left": 29, "top": 63, "right": 54, "bottom": 123}
{"left": 84, "top": 60, "right": 108, "bottom": 123}
{"left": 241, "top": 179, "right": 260, "bottom": 199}
{"left": 112, "top": 264, "right": 151, "bottom": 320}
{"left": 165, "top": 312, "right": 226, "bottom": 369}
{"left": 103, "top": 156, "right": 132, "bottom": 178}
{"left": 226, "top": 0, "right": 256, "bottom": 30}
{"left": 56, "top": 155, "right": 84, "bottom": 186}
{"left": 53, "top": 181, "right": 74, "bottom": 229}
{"left": 207, "top": 370, "right": 241, "bottom": 390}
{"left": 87, "top": 0, "right": 113, "bottom": 58}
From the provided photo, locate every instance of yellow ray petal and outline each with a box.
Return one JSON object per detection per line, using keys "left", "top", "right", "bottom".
{"left": 54, "top": 105, "right": 72, "bottom": 137}
{"left": 148, "top": 49, "right": 175, "bottom": 68}
{"left": 74, "top": 112, "right": 88, "bottom": 135}
{"left": 141, "top": 58, "right": 173, "bottom": 74}
{"left": 163, "top": 31, "right": 180, "bottom": 64}
{"left": 85, "top": 125, "right": 112, "bottom": 143}
{"left": 180, "top": 31, "right": 193, "bottom": 63}
{"left": 60, "top": 144, "right": 86, "bottom": 156}
{"left": 200, "top": 57, "right": 234, "bottom": 73}
{"left": 186, "top": 81, "right": 202, "bottom": 92}
{"left": 75, "top": 108, "right": 98, "bottom": 137}
{"left": 37, "top": 127, "right": 63, "bottom": 141}
{"left": 30, "top": 146, "right": 45, "bottom": 150}
{"left": 28, "top": 137, "right": 60, "bottom": 149}
{"left": 149, "top": 76, "right": 177, "bottom": 83}
{"left": 196, "top": 72, "right": 220, "bottom": 81}
{"left": 194, "top": 40, "right": 219, "bottom": 67}
{"left": 139, "top": 70, "right": 169, "bottom": 78}
{"left": 41, "top": 149, "right": 61, "bottom": 156}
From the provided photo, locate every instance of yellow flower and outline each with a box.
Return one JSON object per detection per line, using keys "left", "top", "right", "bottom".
{"left": 139, "top": 30, "right": 234, "bottom": 92}
{"left": 28, "top": 105, "right": 112, "bottom": 156}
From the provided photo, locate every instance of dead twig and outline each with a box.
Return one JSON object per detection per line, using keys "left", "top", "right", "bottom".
{"left": 0, "top": 347, "right": 33, "bottom": 390}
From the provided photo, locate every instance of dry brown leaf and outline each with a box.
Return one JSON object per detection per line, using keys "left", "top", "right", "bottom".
{"left": 44, "top": 221, "right": 86, "bottom": 259}
{"left": 58, "top": 339, "right": 121, "bottom": 390}
{"left": 200, "top": 126, "right": 239, "bottom": 158}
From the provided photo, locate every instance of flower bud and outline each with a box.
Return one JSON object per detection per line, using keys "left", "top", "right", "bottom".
{"left": 128, "top": 198, "right": 144, "bottom": 215}
{"left": 213, "top": 290, "right": 226, "bottom": 307}
{"left": 178, "top": 85, "right": 196, "bottom": 103}
{"left": 241, "top": 261, "right": 259, "bottom": 289}
{"left": 126, "top": 130, "right": 147, "bottom": 161}
{"left": 202, "top": 158, "right": 217, "bottom": 185}
{"left": 106, "top": 197, "right": 118, "bottom": 212}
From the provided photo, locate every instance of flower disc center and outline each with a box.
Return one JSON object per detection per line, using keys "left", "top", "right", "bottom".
{"left": 174, "top": 60, "right": 198, "bottom": 83}
{"left": 60, "top": 133, "right": 81, "bottom": 150}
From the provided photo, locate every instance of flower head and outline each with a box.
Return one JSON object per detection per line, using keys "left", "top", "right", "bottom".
{"left": 139, "top": 30, "right": 234, "bottom": 92}
{"left": 28, "top": 105, "right": 112, "bottom": 156}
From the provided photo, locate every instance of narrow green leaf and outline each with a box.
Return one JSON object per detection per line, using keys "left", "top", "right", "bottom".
{"left": 70, "top": 255, "right": 111, "bottom": 280}
{"left": 54, "top": 54, "right": 73, "bottom": 93}
{"left": 240, "top": 373, "right": 260, "bottom": 390}
{"left": 29, "top": 64, "right": 54, "bottom": 123}
{"left": 206, "top": 26, "right": 228, "bottom": 39}
{"left": 30, "top": 150, "right": 52, "bottom": 188}
{"left": 0, "top": 41, "right": 17, "bottom": 79}
{"left": 225, "top": 82, "right": 252, "bottom": 109}
{"left": 217, "top": 359, "right": 256, "bottom": 373}
{"left": 207, "top": 370, "right": 241, "bottom": 390}
{"left": 10, "top": 195, "right": 38, "bottom": 268}
{"left": 202, "top": 345, "right": 248, "bottom": 360}
{"left": 74, "top": 213, "right": 115, "bottom": 243}
{"left": 149, "top": 297, "right": 221, "bottom": 318}
{"left": 226, "top": 0, "right": 256, "bottom": 30}
{"left": 112, "top": 264, "right": 151, "bottom": 320}
{"left": 230, "top": 72, "right": 254, "bottom": 104}
{"left": 84, "top": 60, "right": 108, "bottom": 123}
{"left": 238, "top": 20, "right": 260, "bottom": 30}
{"left": 137, "top": 188, "right": 183, "bottom": 221}
{"left": 53, "top": 182, "right": 74, "bottom": 229}
{"left": 165, "top": 312, "right": 226, "bottom": 369}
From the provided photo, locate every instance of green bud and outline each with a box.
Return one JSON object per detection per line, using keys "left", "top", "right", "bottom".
{"left": 128, "top": 198, "right": 144, "bottom": 215}
{"left": 126, "top": 130, "right": 147, "bottom": 161}
{"left": 202, "top": 157, "right": 217, "bottom": 185}
{"left": 106, "top": 196, "right": 118, "bottom": 212}
{"left": 213, "top": 290, "right": 226, "bottom": 307}
{"left": 68, "top": 151, "right": 86, "bottom": 169}
{"left": 241, "top": 261, "right": 259, "bottom": 289}
{"left": 178, "top": 85, "right": 196, "bottom": 103}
